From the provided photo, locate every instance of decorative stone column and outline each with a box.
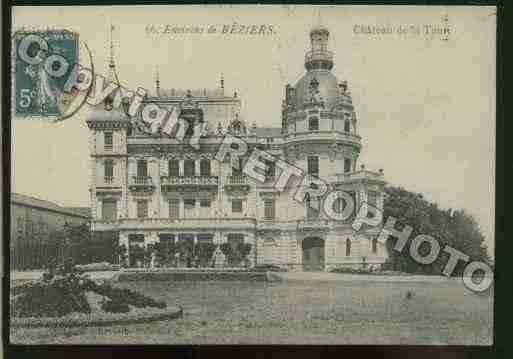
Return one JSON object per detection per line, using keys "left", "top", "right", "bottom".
{"left": 179, "top": 159, "right": 184, "bottom": 176}
{"left": 194, "top": 159, "right": 200, "bottom": 176}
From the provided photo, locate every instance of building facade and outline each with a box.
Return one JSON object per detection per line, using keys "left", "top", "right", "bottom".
{"left": 87, "top": 25, "right": 388, "bottom": 271}
{"left": 10, "top": 193, "right": 91, "bottom": 269}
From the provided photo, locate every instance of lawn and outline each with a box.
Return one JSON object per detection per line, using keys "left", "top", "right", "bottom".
{"left": 10, "top": 278, "right": 493, "bottom": 345}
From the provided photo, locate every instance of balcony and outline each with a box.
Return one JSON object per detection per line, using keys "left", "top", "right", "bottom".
{"left": 161, "top": 176, "right": 218, "bottom": 192}
{"left": 128, "top": 176, "right": 155, "bottom": 192}
{"left": 305, "top": 50, "right": 334, "bottom": 63}
{"left": 224, "top": 175, "right": 250, "bottom": 192}
{"left": 93, "top": 217, "right": 256, "bottom": 231}
{"left": 297, "top": 218, "right": 331, "bottom": 232}
{"left": 334, "top": 170, "right": 385, "bottom": 184}
{"left": 96, "top": 176, "right": 121, "bottom": 190}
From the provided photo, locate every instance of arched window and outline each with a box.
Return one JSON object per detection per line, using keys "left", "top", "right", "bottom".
{"left": 346, "top": 238, "right": 351, "bottom": 256}
{"left": 309, "top": 117, "right": 319, "bottom": 131}
{"left": 372, "top": 237, "right": 378, "bottom": 254}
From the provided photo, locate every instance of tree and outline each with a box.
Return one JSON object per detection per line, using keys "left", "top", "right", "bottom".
{"left": 382, "top": 186, "right": 490, "bottom": 275}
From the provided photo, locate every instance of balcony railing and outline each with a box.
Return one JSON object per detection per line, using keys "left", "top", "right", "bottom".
{"left": 104, "top": 176, "right": 114, "bottom": 184}
{"left": 93, "top": 217, "right": 256, "bottom": 231}
{"left": 129, "top": 176, "right": 155, "bottom": 191}
{"left": 228, "top": 175, "right": 247, "bottom": 184}
{"left": 335, "top": 170, "right": 385, "bottom": 183}
{"left": 297, "top": 218, "right": 330, "bottom": 232}
{"left": 224, "top": 175, "right": 250, "bottom": 191}
{"left": 305, "top": 50, "right": 334, "bottom": 63}
{"left": 161, "top": 176, "right": 218, "bottom": 191}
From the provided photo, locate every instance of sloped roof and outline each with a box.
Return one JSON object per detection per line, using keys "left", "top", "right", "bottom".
{"left": 64, "top": 207, "right": 92, "bottom": 218}
{"left": 11, "top": 193, "right": 90, "bottom": 218}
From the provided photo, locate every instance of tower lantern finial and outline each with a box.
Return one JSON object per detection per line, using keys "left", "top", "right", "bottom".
{"left": 220, "top": 73, "right": 224, "bottom": 89}
{"left": 109, "top": 24, "right": 115, "bottom": 68}
{"left": 155, "top": 65, "right": 160, "bottom": 95}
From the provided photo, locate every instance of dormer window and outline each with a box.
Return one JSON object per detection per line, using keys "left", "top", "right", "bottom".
{"left": 308, "top": 117, "right": 319, "bottom": 131}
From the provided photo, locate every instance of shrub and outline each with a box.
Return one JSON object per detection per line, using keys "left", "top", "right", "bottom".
{"left": 12, "top": 259, "right": 166, "bottom": 318}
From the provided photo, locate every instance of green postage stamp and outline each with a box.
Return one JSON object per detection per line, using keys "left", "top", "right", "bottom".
{"left": 14, "top": 29, "right": 79, "bottom": 118}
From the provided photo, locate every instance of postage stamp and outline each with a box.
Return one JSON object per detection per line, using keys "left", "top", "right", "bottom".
{"left": 13, "top": 29, "right": 79, "bottom": 118}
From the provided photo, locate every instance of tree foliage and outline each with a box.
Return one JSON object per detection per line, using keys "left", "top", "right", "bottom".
{"left": 382, "top": 186, "right": 490, "bottom": 275}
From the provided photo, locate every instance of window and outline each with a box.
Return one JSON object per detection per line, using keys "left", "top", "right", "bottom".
{"left": 184, "top": 159, "right": 195, "bottom": 177}
{"left": 200, "top": 159, "right": 211, "bottom": 176}
{"left": 200, "top": 198, "right": 211, "bottom": 208}
{"left": 308, "top": 117, "right": 319, "bottom": 131}
{"left": 367, "top": 191, "right": 378, "bottom": 207}
{"left": 307, "top": 156, "right": 319, "bottom": 176}
{"left": 265, "top": 159, "right": 275, "bottom": 180}
{"left": 26, "top": 220, "right": 33, "bottom": 235}
{"left": 333, "top": 197, "right": 344, "bottom": 214}
{"left": 372, "top": 238, "right": 378, "bottom": 254}
{"left": 137, "top": 200, "right": 148, "bottom": 218}
{"left": 232, "top": 157, "right": 244, "bottom": 176}
{"left": 169, "top": 199, "right": 180, "bottom": 218}
{"left": 184, "top": 199, "right": 195, "bottom": 209}
{"left": 39, "top": 222, "right": 48, "bottom": 235}
{"left": 104, "top": 132, "right": 113, "bottom": 150}
{"left": 197, "top": 233, "right": 214, "bottom": 244}
{"left": 346, "top": 238, "right": 351, "bottom": 256}
{"left": 344, "top": 158, "right": 352, "bottom": 173}
{"left": 137, "top": 159, "right": 148, "bottom": 178}
{"left": 306, "top": 193, "right": 320, "bottom": 219}
{"left": 129, "top": 234, "right": 144, "bottom": 243}
{"left": 232, "top": 199, "right": 243, "bottom": 213}
{"left": 102, "top": 199, "right": 117, "bottom": 221}
{"left": 264, "top": 199, "right": 275, "bottom": 220}
{"left": 17, "top": 217, "right": 24, "bottom": 234}
{"left": 104, "top": 159, "right": 114, "bottom": 182}
{"left": 344, "top": 119, "right": 351, "bottom": 133}
{"left": 169, "top": 159, "right": 180, "bottom": 177}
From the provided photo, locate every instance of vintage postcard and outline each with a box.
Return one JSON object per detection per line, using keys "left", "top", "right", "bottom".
{"left": 9, "top": 5, "right": 495, "bottom": 345}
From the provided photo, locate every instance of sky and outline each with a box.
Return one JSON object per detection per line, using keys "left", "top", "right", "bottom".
{"left": 11, "top": 5, "right": 496, "bottom": 256}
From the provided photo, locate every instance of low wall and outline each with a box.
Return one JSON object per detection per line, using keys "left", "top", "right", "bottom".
{"left": 117, "top": 270, "right": 269, "bottom": 282}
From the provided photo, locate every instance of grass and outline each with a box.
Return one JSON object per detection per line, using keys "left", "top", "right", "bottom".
{"left": 10, "top": 279, "right": 493, "bottom": 345}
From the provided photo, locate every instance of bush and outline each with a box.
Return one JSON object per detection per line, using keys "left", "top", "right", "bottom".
{"left": 12, "top": 260, "right": 166, "bottom": 318}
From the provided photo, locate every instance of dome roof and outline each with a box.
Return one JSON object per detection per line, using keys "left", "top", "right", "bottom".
{"left": 293, "top": 69, "right": 340, "bottom": 110}
{"left": 310, "top": 24, "right": 329, "bottom": 36}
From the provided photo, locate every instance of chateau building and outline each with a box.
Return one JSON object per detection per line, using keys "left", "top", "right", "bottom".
{"left": 87, "top": 25, "right": 388, "bottom": 271}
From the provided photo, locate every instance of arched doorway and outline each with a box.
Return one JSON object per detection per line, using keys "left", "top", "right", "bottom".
{"left": 302, "top": 237, "right": 325, "bottom": 271}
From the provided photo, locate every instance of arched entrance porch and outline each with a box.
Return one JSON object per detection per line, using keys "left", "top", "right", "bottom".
{"left": 302, "top": 237, "right": 325, "bottom": 271}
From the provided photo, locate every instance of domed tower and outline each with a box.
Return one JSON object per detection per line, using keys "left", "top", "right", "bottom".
{"left": 281, "top": 25, "right": 387, "bottom": 273}
{"left": 283, "top": 25, "right": 362, "bottom": 181}
{"left": 305, "top": 25, "right": 333, "bottom": 71}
